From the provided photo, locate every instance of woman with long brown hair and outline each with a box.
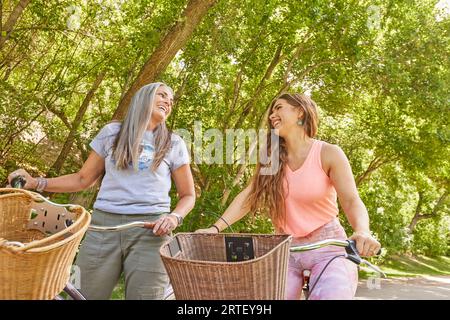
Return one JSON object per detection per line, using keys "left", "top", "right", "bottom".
{"left": 197, "top": 93, "right": 380, "bottom": 300}
{"left": 8, "top": 82, "right": 195, "bottom": 299}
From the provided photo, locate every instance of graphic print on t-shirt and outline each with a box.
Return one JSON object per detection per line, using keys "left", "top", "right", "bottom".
{"left": 138, "top": 143, "right": 155, "bottom": 170}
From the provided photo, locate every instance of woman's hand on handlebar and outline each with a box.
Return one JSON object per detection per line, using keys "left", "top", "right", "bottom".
{"left": 153, "top": 214, "right": 178, "bottom": 236}
{"left": 7, "top": 169, "right": 37, "bottom": 190}
{"left": 349, "top": 231, "right": 381, "bottom": 257}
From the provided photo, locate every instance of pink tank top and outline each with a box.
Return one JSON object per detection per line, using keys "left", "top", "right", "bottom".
{"left": 279, "top": 140, "right": 338, "bottom": 237}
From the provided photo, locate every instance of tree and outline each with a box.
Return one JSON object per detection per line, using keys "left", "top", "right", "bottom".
{"left": 112, "top": 0, "right": 218, "bottom": 120}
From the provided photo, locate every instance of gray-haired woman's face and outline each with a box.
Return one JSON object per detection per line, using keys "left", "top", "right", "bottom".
{"left": 151, "top": 86, "right": 174, "bottom": 123}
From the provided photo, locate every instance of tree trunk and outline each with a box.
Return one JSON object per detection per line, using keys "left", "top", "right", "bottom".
{"left": 220, "top": 140, "right": 257, "bottom": 205}
{"left": 355, "top": 156, "right": 385, "bottom": 186}
{"left": 112, "top": 0, "right": 217, "bottom": 120}
{"left": 48, "top": 71, "right": 106, "bottom": 176}
{"left": 0, "top": 0, "right": 31, "bottom": 48}
{"left": 408, "top": 191, "right": 448, "bottom": 233}
{"left": 355, "top": 154, "right": 400, "bottom": 186}
{"left": 408, "top": 191, "right": 425, "bottom": 233}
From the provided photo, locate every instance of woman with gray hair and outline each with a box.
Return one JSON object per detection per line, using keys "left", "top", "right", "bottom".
{"left": 8, "top": 82, "right": 195, "bottom": 300}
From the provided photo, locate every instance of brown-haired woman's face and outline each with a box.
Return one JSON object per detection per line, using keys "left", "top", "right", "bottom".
{"left": 269, "top": 98, "right": 303, "bottom": 137}
{"left": 151, "top": 86, "right": 174, "bottom": 123}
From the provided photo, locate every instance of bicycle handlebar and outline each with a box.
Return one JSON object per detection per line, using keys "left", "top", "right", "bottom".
{"left": 290, "top": 239, "right": 382, "bottom": 255}
{"left": 290, "top": 239, "right": 386, "bottom": 277}
{"left": 290, "top": 239, "right": 350, "bottom": 252}
{"left": 88, "top": 221, "right": 155, "bottom": 231}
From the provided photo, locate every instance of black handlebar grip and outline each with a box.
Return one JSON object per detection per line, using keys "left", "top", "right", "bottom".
{"left": 346, "top": 239, "right": 359, "bottom": 255}
{"left": 11, "top": 175, "right": 26, "bottom": 189}
{"left": 345, "top": 239, "right": 361, "bottom": 264}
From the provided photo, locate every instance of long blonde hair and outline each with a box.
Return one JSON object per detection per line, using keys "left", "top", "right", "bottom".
{"left": 246, "top": 93, "right": 319, "bottom": 228}
{"left": 113, "top": 82, "right": 173, "bottom": 171}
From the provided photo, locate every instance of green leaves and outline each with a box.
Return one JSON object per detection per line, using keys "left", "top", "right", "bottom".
{"left": 0, "top": 0, "right": 447, "bottom": 255}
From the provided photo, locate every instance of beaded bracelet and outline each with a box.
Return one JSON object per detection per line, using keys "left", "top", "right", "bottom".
{"left": 35, "top": 177, "right": 47, "bottom": 193}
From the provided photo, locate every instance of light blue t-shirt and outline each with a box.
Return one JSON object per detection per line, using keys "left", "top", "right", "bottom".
{"left": 90, "top": 122, "right": 190, "bottom": 214}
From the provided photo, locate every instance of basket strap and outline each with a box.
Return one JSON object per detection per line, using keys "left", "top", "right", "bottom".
{"left": 0, "top": 238, "right": 25, "bottom": 252}
{"left": 0, "top": 188, "right": 43, "bottom": 202}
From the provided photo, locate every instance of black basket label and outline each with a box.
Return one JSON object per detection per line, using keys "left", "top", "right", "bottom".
{"left": 224, "top": 236, "right": 254, "bottom": 262}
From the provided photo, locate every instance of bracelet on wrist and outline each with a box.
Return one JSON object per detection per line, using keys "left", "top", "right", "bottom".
{"left": 170, "top": 212, "right": 183, "bottom": 226}
{"left": 218, "top": 216, "right": 230, "bottom": 229}
{"left": 212, "top": 225, "right": 220, "bottom": 233}
{"left": 35, "top": 177, "right": 47, "bottom": 192}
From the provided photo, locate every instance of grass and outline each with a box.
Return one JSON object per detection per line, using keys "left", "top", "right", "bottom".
{"left": 359, "top": 255, "right": 450, "bottom": 279}
{"left": 111, "top": 275, "right": 125, "bottom": 300}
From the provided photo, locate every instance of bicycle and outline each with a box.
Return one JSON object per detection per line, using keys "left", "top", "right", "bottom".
{"left": 3, "top": 175, "right": 165, "bottom": 300}
{"left": 159, "top": 232, "right": 384, "bottom": 300}
{"left": 5, "top": 175, "right": 385, "bottom": 300}
{"left": 59, "top": 236, "right": 384, "bottom": 301}
{"left": 59, "top": 239, "right": 384, "bottom": 300}
{"left": 1, "top": 190, "right": 168, "bottom": 300}
{"left": 289, "top": 239, "right": 385, "bottom": 300}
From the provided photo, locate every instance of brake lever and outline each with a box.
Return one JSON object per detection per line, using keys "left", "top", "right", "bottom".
{"left": 346, "top": 240, "right": 387, "bottom": 278}
{"left": 360, "top": 258, "right": 387, "bottom": 278}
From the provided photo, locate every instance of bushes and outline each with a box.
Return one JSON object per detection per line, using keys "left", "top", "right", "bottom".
{"left": 411, "top": 216, "right": 450, "bottom": 256}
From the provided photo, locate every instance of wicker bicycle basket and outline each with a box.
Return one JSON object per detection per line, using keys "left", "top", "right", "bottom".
{"left": 160, "top": 232, "right": 292, "bottom": 300}
{"left": 0, "top": 188, "right": 90, "bottom": 300}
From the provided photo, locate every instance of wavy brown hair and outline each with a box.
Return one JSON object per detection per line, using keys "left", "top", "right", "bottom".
{"left": 246, "top": 93, "right": 319, "bottom": 229}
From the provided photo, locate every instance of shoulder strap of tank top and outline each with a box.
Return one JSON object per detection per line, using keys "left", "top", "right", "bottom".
{"left": 310, "top": 140, "right": 324, "bottom": 168}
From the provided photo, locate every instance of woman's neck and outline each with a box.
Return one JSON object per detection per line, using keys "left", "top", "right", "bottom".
{"left": 283, "top": 128, "right": 312, "bottom": 155}
{"left": 147, "top": 119, "right": 159, "bottom": 131}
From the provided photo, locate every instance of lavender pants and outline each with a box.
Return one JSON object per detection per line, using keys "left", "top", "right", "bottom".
{"left": 286, "top": 218, "right": 358, "bottom": 300}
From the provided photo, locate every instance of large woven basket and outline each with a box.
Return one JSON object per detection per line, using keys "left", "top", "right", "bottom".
{"left": 0, "top": 188, "right": 90, "bottom": 300}
{"left": 160, "top": 232, "right": 292, "bottom": 300}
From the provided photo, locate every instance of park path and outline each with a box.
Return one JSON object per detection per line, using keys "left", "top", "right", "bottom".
{"left": 355, "top": 275, "right": 450, "bottom": 300}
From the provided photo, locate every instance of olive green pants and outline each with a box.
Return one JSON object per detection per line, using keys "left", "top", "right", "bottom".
{"left": 74, "top": 209, "right": 170, "bottom": 300}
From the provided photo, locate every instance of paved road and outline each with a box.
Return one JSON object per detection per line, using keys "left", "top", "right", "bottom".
{"left": 355, "top": 275, "right": 450, "bottom": 300}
